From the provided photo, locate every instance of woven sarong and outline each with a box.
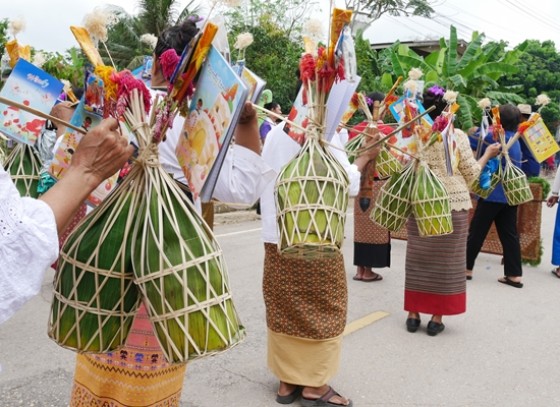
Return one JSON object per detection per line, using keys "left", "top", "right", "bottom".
{"left": 404, "top": 210, "right": 468, "bottom": 316}
{"left": 263, "top": 243, "right": 346, "bottom": 387}
{"left": 353, "top": 178, "right": 390, "bottom": 268}
{"left": 69, "top": 303, "right": 186, "bottom": 407}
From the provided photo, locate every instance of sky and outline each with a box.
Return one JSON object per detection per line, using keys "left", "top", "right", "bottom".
{"left": 3, "top": 0, "right": 560, "bottom": 53}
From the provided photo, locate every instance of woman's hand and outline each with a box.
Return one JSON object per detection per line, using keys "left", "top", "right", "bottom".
{"left": 484, "top": 142, "right": 501, "bottom": 159}
{"left": 547, "top": 195, "right": 559, "bottom": 207}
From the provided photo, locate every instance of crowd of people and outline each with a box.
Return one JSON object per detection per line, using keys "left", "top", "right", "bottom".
{"left": 2, "top": 16, "right": 560, "bottom": 407}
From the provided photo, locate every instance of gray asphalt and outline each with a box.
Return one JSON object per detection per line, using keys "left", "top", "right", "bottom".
{"left": 1, "top": 199, "right": 559, "bottom": 406}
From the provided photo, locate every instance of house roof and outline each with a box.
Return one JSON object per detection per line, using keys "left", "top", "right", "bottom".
{"left": 371, "top": 39, "right": 468, "bottom": 56}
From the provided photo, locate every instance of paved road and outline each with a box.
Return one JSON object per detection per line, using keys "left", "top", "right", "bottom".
{"left": 1, "top": 201, "right": 560, "bottom": 406}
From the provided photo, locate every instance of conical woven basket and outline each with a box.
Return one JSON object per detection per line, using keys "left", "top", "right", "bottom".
{"left": 470, "top": 166, "right": 502, "bottom": 199}
{"left": 4, "top": 142, "right": 41, "bottom": 197}
{"left": 411, "top": 162, "right": 453, "bottom": 237}
{"left": 276, "top": 135, "right": 349, "bottom": 259}
{"left": 375, "top": 147, "right": 403, "bottom": 179}
{"left": 371, "top": 161, "right": 415, "bottom": 231}
{"left": 131, "top": 163, "right": 245, "bottom": 364}
{"left": 48, "top": 169, "right": 142, "bottom": 353}
{"left": 502, "top": 158, "right": 533, "bottom": 206}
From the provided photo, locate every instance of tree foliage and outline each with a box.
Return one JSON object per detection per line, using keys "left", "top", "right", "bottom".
{"left": 370, "top": 26, "right": 527, "bottom": 129}
{"left": 500, "top": 40, "right": 560, "bottom": 103}
{"left": 344, "top": 0, "right": 433, "bottom": 31}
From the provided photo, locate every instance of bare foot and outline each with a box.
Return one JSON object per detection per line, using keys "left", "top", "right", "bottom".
{"left": 302, "top": 385, "right": 351, "bottom": 406}
{"left": 353, "top": 266, "right": 364, "bottom": 281}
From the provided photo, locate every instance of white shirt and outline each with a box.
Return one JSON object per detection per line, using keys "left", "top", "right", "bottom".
{"left": 158, "top": 114, "right": 275, "bottom": 208}
{"left": 0, "top": 167, "right": 58, "bottom": 325}
{"left": 260, "top": 123, "right": 361, "bottom": 244}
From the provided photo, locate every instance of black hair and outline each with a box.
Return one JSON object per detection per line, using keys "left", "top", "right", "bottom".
{"left": 154, "top": 20, "right": 199, "bottom": 58}
{"left": 422, "top": 89, "right": 447, "bottom": 120}
{"left": 499, "top": 104, "right": 521, "bottom": 132}
{"left": 264, "top": 101, "right": 280, "bottom": 111}
{"left": 366, "top": 91, "right": 384, "bottom": 114}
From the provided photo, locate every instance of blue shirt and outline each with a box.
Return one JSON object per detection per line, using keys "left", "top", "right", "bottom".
{"left": 480, "top": 129, "right": 522, "bottom": 204}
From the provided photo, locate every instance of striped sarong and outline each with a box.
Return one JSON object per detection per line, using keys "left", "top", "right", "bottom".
{"left": 404, "top": 210, "right": 468, "bottom": 315}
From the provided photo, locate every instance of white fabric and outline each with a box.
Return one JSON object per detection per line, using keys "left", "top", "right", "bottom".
{"left": 260, "top": 123, "right": 361, "bottom": 244}
{"left": 0, "top": 167, "right": 58, "bottom": 325}
{"left": 158, "top": 114, "right": 275, "bottom": 207}
{"left": 552, "top": 165, "right": 560, "bottom": 195}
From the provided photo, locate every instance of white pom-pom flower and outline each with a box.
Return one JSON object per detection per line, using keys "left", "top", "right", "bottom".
{"left": 140, "top": 33, "right": 158, "bottom": 50}
{"left": 8, "top": 18, "right": 26, "bottom": 37}
{"left": 303, "top": 19, "right": 324, "bottom": 41}
{"left": 234, "top": 32, "right": 254, "bottom": 50}
{"left": 61, "top": 79, "right": 73, "bottom": 94}
{"left": 443, "top": 90, "right": 458, "bottom": 104}
{"left": 32, "top": 51, "right": 46, "bottom": 68}
{"left": 408, "top": 68, "right": 423, "bottom": 80}
{"left": 478, "top": 98, "right": 491, "bottom": 109}
{"left": 535, "top": 94, "right": 551, "bottom": 106}
{"left": 403, "top": 80, "right": 418, "bottom": 96}
{"left": 83, "top": 7, "right": 119, "bottom": 44}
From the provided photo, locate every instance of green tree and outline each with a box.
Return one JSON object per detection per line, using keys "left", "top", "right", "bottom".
{"left": 41, "top": 48, "right": 88, "bottom": 89}
{"left": 0, "top": 18, "right": 9, "bottom": 58}
{"left": 500, "top": 40, "right": 560, "bottom": 103}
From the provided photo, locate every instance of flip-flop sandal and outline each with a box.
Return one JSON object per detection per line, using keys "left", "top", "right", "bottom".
{"left": 498, "top": 276, "right": 523, "bottom": 288}
{"left": 301, "top": 386, "right": 353, "bottom": 407}
{"left": 352, "top": 275, "right": 363, "bottom": 281}
{"left": 551, "top": 269, "right": 560, "bottom": 279}
{"left": 360, "top": 274, "right": 383, "bottom": 282}
{"left": 276, "top": 386, "right": 302, "bottom": 404}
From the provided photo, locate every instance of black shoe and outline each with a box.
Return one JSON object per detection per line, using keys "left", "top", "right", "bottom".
{"left": 427, "top": 321, "right": 445, "bottom": 336}
{"left": 406, "top": 318, "right": 421, "bottom": 333}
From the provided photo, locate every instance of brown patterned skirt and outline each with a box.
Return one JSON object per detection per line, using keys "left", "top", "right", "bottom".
{"left": 404, "top": 210, "right": 468, "bottom": 316}
{"left": 353, "top": 180, "right": 390, "bottom": 268}
{"left": 263, "top": 243, "right": 347, "bottom": 386}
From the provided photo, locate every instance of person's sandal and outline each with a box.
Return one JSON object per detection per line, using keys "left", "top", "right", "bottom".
{"left": 301, "top": 386, "right": 352, "bottom": 407}
{"left": 276, "top": 386, "right": 302, "bottom": 404}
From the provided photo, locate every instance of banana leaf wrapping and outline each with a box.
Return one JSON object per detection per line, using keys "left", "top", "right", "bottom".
{"left": 4, "top": 142, "right": 41, "bottom": 197}
{"left": 49, "top": 92, "right": 245, "bottom": 364}
{"left": 48, "top": 169, "right": 142, "bottom": 353}
{"left": 132, "top": 151, "right": 245, "bottom": 364}
{"left": 411, "top": 162, "right": 453, "bottom": 237}
{"left": 502, "top": 157, "right": 533, "bottom": 206}
{"left": 375, "top": 147, "right": 403, "bottom": 179}
{"left": 276, "top": 134, "right": 349, "bottom": 259}
{"left": 371, "top": 161, "right": 415, "bottom": 231}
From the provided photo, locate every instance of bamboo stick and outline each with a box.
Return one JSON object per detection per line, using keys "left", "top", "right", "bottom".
{"left": 0, "top": 95, "right": 86, "bottom": 135}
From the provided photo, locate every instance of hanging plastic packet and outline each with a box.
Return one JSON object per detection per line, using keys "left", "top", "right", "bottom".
{"left": 479, "top": 157, "right": 500, "bottom": 190}
{"left": 336, "top": 25, "right": 357, "bottom": 83}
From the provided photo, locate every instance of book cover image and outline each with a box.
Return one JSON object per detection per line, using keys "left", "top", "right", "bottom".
{"left": 240, "top": 67, "right": 266, "bottom": 103}
{"left": 0, "top": 59, "right": 63, "bottom": 145}
{"left": 175, "top": 45, "right": 248, "bottom": 201}
{"left": 49, "top": 99, "right": 118, "bottom": 206}
{"left": 522, "top": 116, "right": 560, "bottom": 163}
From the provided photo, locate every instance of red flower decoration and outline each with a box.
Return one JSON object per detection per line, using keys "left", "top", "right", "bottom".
{"left": 432, "top": 115, "right": 449, "bottom": 132}
{"left": 299, "top": 53, "right": 316, "bottom": 85}
{"left": 159, "top": 49, "right": 180, "bottom": 81}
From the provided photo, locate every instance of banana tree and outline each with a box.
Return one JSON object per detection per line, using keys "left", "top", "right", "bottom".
{"left": 377, "top": 25, "right": 527, "bottom": 129}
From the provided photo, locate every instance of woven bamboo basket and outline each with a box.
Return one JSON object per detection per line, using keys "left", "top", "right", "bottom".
{"left": 276, "top": 133, "right": 349, "bottom": 259}
{"left": 4, "top": 142, "right": 41, "bottom": 198}
{"left": 470, "top": 166, "right": 501, "bottom": 199}
{"left": 131, "top": 159, "right": 245, "bottom": 364}
{"left": 371, "top": 161, "right": 415, "bottom": 231}
{"left": 48, "top": 169, "right": 141, "bottom": 353}
{"left": 375, "top": 147, "right": 403, "bottom": 179}
{"left": 345, "top": 134, "right": 362, "bottom": 164}
{"left": 411, "top": 162, "right": 453, "bottom": 237}
{"left": 502, "top": 158, "right": 533, "bottom": 206}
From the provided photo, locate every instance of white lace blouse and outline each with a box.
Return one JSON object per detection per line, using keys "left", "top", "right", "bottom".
{"left": 0, "top": 167, "right": 58, "bottom": 325}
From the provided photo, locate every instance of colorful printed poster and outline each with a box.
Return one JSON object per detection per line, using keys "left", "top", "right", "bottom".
{"left": 240, "top": 67, "right": 266, "bottom": 103}
{"left": 521, "top": 115, "right": 560, "bottom": 163}
{"left": 175, "top": 45, "right": 248, "bottom": 202}
{"left": 0, "top": 59, "right": 63, "bottom": 145}
{"left": 49, "top": 99, "right": 119, "bottom": 206}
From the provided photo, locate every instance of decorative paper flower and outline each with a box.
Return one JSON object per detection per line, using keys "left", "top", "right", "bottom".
{"left": 83, "top": 7, "right": 119, "bottom": 44}
{"left": 8, "top": 18, "right": 26, "bottom": 37}
{"left": 303, "top": 19, "right": 324, "bottom": 41}
{"left": 432, "top": 115, "right": 449, "bottom": 132}
{"left": 478, "top": 98, "right": 491, "bottom": 110}
{"left": 535, "top": 93, "right": 551, "bottom": 106}
{"left": 32, "top": 51, "right": 46, "bottom": 68}
{"left": 408, "top": 68, "right": 423, "bottom": 80}
{"left": 234, "top": 32, "right": 254, "bottom": 50}
{"left": 443, "top": 90, "right": 458, "bottom": 104}
{"left": 110, "top": 70, "right": 152, "bottom": 116}
{"left": 159, "top": 49, "right": 180, "bottom": 81}
{"left": 403, "top": 80, "right": 418, "bottom": 96}
{"left": 428, "top": 85, "right": 445, "bottom": 97}
{"left": 140, "top": 33, "right": 158, "bottom": 50}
